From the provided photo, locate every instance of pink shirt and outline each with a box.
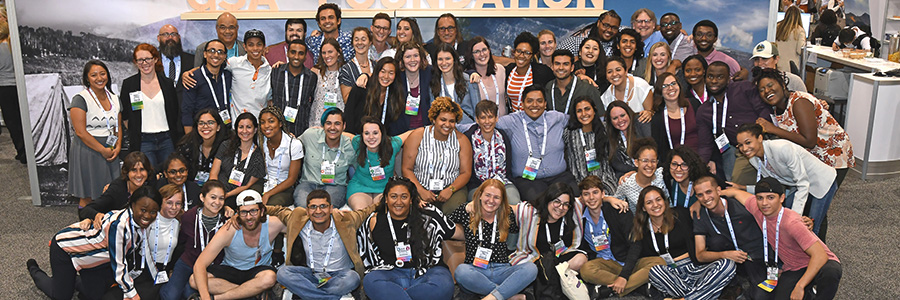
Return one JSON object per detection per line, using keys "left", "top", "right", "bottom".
{"left": 704, "top": 49, "right": 741, "bottom": 78}
{"left": 743, "top": 196, "right": 839, "bottom": 271}
{"left": 265, "top": 42, "right": 315, "bottom": 69}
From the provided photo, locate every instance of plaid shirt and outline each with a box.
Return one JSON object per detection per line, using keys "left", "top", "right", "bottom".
{"left": 270, "top": 64, "right": 318, "bottom": 136}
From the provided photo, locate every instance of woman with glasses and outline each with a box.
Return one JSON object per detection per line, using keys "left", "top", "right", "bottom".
{"left": 662, "top": 146, "right": 706, "bottom": 209}
{"left": 608, "top": 137, "right": 669, "bottom": 212}
{"left": 119, "top": 43, "right": 182, "bottom": 167}
{"left": 340, "top": 27, "right": 374, "bottom": 102}
{"left": 650, "top": 72, "right": 698, "bottom": 161}
{"left": 210, "top": 112, "right": 265, "bottom": 208}
{"left": 156, "top": 152, "right": 202, "bottom": 210}
{"left": 464, "top": 36, "right": 508, "bottom": 117}
{"left": 504, "top": 32, "right": 553, "bottom": 112}
{"left": 176, "top": 108, "right": 231, "bottom": 186}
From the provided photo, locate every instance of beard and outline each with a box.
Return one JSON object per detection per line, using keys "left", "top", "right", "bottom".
{"left": 159, "top": 39, "right": 183, "bottom": 58}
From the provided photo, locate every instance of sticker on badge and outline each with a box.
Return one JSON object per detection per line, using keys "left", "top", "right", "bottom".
{"left": 473, "top": 247, "right": 493, "bottom": 269}
{"left": 370, "top": 166, "right": 386, "bottom": 181}
{"left": 219, "top": 110, "right": 232, "bottom": 125}
{"left": 155, "top": 271, "right": 169, "bottom": 284}
{"left": 195, "top": 171, "right": 210, "bottom": 185}
{"left": 284, "top": 106, "right": 299, "bottom": 123}
{"left": 324, "top": 92, "right": 338, "bottom": 109}
{"left": 715, "top": 134, "right": 730, "bottom": 153}
{"left": 522, "top": 157, "right": 541, "bottom": 180}
{"left": 314, "top": 272, "right": 332, "bottom": 288}
{"left": 321, "top": 161, "right": 336, "bottom": 184}
{"left": 129, "top": 91, "right": 143, "bottom": 111}
{"left": 405, "top": 95, "right": 420, "bottom": 115}
{"left": 592, "top": 234, "right": 609, "bottom": 252}
{"left": 553, "top": 240, "right": 567, "bottom": 257}
{"left": 228, "top": 169, "right": 245, "bottom": 186}
{"left": 660, "top": 253, "right": 676, "bottom": 267}
{"left": 758, "top": 279, "right": 778, "bottom": 292}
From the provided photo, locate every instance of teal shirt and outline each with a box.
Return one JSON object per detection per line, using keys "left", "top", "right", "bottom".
{"left": 670, "top": 181, "right": 698, "bottom": 208}
{"left": 347, "top": 136, "right": 403, "bottom": 195}
{"left": 299, "top": 128, "right": 355, "bottom": 185}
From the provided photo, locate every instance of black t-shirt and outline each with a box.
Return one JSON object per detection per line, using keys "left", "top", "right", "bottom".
{"left": 535, "top": 217, "right": 578, "bottom": 254}
{"left": 693, "top": 196, "right": 768, "bottom": 261}
{"left": 448, "top": 205, "right": 519, "bottom": 264}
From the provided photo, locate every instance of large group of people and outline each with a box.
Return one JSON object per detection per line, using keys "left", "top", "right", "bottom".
{"left": 25, "top": 4, "right": 849, "bottom": 300}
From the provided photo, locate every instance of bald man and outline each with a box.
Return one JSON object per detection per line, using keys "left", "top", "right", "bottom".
{"left": 194, "top": 12, "right": 246, "bottom": 67}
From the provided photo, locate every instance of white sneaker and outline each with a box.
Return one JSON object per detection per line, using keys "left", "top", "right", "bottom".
{"left": 340, "top": 293, "right": 354, "bottom": 300}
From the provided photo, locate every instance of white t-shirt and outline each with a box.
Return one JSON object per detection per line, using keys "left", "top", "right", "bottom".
{"left": 226, "top": 55, "right": 273, "bottom": 119}
{"left": 600, "top": 75, "right": 653, "bottom": 113}
{"left": 263, "top": 131, "right": 304, "bottom": 193}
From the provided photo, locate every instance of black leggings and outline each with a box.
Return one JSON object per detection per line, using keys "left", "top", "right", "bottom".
{"left": 0, "top": 85, "right": 25, "bottom": 156}
{"left": 29, "top": 239, "right": 115, "bottom": 300}
{"left": 772, "top": 260, "right": 842, "bottom": 300}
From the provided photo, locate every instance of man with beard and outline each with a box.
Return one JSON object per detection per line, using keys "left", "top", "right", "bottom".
{"left": 265, "top": 19, "right": 315, "bottom": 69}
{"left": 658, "top": 13, "right": 697, "bottom": 62}
{"left": 190, "top": 190, "right": 285, "bottom": 300}
{"left": 695, "top": 62, "right": 772, "bottom": 183}
{"left": 293, "top": 108, "right": 355, "bottom": 210}
{"left": 425, "top": 13, "right": 470, "bottom": 65}
{"left": 269, "top": 39, "right": 317, "bottom": 137}
{"left": 307, "top": 4, "right": 354, "bottom": 64}
{"left": 158, "top": 25, "right": 194, "bottom": 90}
{"left": 182, "top": 40, "right": 232, "bottom": 134}
{"left": 558, "top": 10, "right": 621, "bottom": 57}
{"left": 267, "top": 189, "right": 376, "bottom": 299}
{"left": 543, "top": 50, "right": 603, "bottom": 115}
{"left": 193, "top": 12, "right": 245, "bottom": 67}
{"left": 692, "top": 20, "right": 748, "bottom": 82}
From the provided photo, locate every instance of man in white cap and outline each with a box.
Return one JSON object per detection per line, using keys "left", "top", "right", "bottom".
{"left": 189, "top": 190, "right": 285, "bottom": 300}
{"left": 750, "top": 41, "right": 807, "bottom": 92}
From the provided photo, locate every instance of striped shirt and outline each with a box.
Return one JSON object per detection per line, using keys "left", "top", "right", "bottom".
{"left": 356, "top": 204, "right": 456, "bottom": 277}
{"left": 413, "top": 125, "right": 461, "bottom": 191}
{"left": 506, "top": 66, "right": 533, "bottom": 112}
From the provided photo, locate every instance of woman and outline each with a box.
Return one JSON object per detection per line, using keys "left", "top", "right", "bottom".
{"left": 564, "top": 96, "right": 617, "bottom": 192}
{"left": 449, "top": 179, "right": 537, "bottom": 300}
{"left": 259, "top": 106, "right": 303, "bottom": 206}
{"left": 210, "top": 112, "right": 266, "bottom": 208}
{"left": 630, "top": 187, "right": 735, "bottom": 300}
{"left": 465, "top": 36, "right": 508, "bottom": 116}
{"left": 643, "top": 42, "right": 681, "bottom": 86}
{"left": 119, "top": 43, "right": 182, "bottom": 167}
{"left": 379, "top": 18, "right": 426, "bottom": 60}
{"left": 27, "top": 186, "right": 162, "bottom": 300}
{"left": 504, "top": 32, "right": 553, "bottom": 112}
{"left": 574, "top": 37, "right": 609, "bottom": 91}
{"left": 393, "top": 41, "right": 434, "bottom": 135}
{"left": 605, "top": 101, "right": 651, "bottom": 179}
{"left": 147, "top": 184, "right": 185, "bottom": 296}
{"left": 358, "top": 177, "right": 456, "bottom": 300}
{"left": 176, "top": 108, "right": 230, "bottom": 185}
{"left": 610, "top": 137, "right": 669, "bottom": 212}
{"left": 0, "top": 21, "right": 25, "bottom": 164}
{"left": 345, "top": 57, "right": 401, "bottom": 135}
{"left": 538, "top": 29, "right": 557, "bottom": 66}
{"left": 309, "top": 37, "right": 345, "bottom": 128}
{"left": 600, "top": 56, "right": 653, "bottom": 122}
{"left": 663, "top": 146, "right": 707, "bottom": 209}
{"left": 155, "top": 152, "right": 202, "bottom": 210}
{"left": 650, "top": 72, "right": 699, "bottom": 161}
{"left": 69, "top": 60, "right": 123, "bottom": 208}
{"left": 431, "top": 44, "right": 478, "bottom": 123}
{"left": 776, "top": 6, "right": 807, "bottom": 74}
{"left": 79, "top": 152, "right": 153, "bottom": 224}
{"left": 462, "top": 100, "right": 521, "bottom": 205}
{"left": 682, "top": 54, "right": 709, "bottom": 110}
{"left": 614, "top": 29, "right": 646, "bottom": 78}
{"left": 735, "top": 123, "right": 839, "bottom": 238}
{"left": 402, "top": 97, "right": 473, "bottom": 216}
{"left": 347, "top": 116, "right": 408, "bottom": 210}
{"left": 159, "top": 180, "right": 228, "bottom": 300}
{"left": 339, "top": 27, "right": 374, "bottom": 101}
{"left": 810, "top": 9, "right": 841, "bottom": 47}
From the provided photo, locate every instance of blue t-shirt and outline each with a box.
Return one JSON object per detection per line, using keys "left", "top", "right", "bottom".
{"left": 347, "top": 136, "right": 403, "bottom": 195}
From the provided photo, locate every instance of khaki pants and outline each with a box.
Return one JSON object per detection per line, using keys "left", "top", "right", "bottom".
{"left": 581, "top": 256, "right": 665, "bottom": 296}
{"left": 731, "top": 151, "right": 758, "bottom": 187}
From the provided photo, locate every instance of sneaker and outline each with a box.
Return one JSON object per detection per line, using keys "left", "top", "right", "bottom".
{"left": 339, "top": 293, "right": 354, "bottom": 300}
{"left": 26, "top": 258, "right": 38, "bottom": 272}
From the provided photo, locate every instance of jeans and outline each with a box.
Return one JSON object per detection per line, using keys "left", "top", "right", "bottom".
{"left": 721, "top": 146, "right": 735, "bottom": 181}
{"left": 293, "top": 181, "right": 348, "bottom": 208}
{"left": 140, "top": 132, "right": 175, "bottom": 168}
{"left": 783, "top": 180, "right": 836, "bottom": 236}
{"left": 277, "top": 266, "right": 359, "bottom": 300}
{"left": 159, "top": 259, "right": 196, "bottom": 300}
{"left": 454, "top": 262, "right": 537, "bottom": 300}
{"left": 363, "top": 267, "right": 454, "bottom": 300}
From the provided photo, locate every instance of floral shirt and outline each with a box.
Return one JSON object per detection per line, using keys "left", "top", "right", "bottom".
{"left": 774, "top": 91, "right": 854, "bottom": 169}
{"left": 471, "top": 129, "right": 511, "bottom": 184}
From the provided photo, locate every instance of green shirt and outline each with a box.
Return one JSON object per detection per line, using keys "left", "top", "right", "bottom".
{"left": 299, "top": 128, "right": 355, "bottom": 186}
{"left": 347, "top": 136, "right": 403, "bottom": 195}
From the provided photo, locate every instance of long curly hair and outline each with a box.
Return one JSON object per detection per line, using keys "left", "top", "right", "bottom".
{"left": 376, "top": 177, "right": 429, "bottom": 269}
{"left": 662, "top": 145, "right": 709, "bottom": 185}
{"left": 631, "top": 186, "right": 675, "bottom": 241}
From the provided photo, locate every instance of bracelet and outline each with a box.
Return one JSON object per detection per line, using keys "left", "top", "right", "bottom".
{"left": 448, "top": 185, "right": 456, "bottom": 193}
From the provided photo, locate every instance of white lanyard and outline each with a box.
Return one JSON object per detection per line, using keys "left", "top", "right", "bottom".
{"left": 551, "top": 78, "right": 577, "bottom": 113}
{"left": 478, "top": 214, "right": 498, "bottom": 246}
{"left": 387, "top": 214, "right": 408, "bottom": 245}
{"left": 233, "top": 144, "right": 256, "bottom": 171}
{"left": 87, "top": 88, "right": 115, "bottom": 133}
{"left": 381, "top": 90, "right": 389, "bottom": 124}
{"left": 284, "top": 71, "right": 304, "bottom": 108}
{"left": 153, "top": 218, "right": 177, "bottom": 264}
{"left": 707, "top": 198, "right": 740, "bottom": 251}
{"left": 620, "top": 131, "right": 628, "bottom": 149}
{"left": 672, "top": 180, "right": 693, "bottom": 208}
{"left": 691, "top": 85, "right": 708, "bottom": 104}
{"left": 322, "top": 144, "right": 343, "bottom": 165}
{"left": 756, "top": 154, "right": 768, "bottom": 182}
{"left": 181, "top": 184, "right": 188, "bottom": 211}
{"left": 762, "top": 208, "right": 784, "bottom": 267}
{"left": 306, "top": 224, "right": 337, "bottom": 272}
{"left": 479, "top": 74, "right": 500, "bottom": 103}
{"left": 201, "top": 67, "right": 228, "bottom": 111}
{"left": 440, "top": 76, "right": 456, "bottom": 102}
{"left": 195, "top": 208, "right": 223, "bottom": 251}
{"left": 712, "top": 95, "right": 729, "bottom": 136}
{"left": 521, "top": 117, "right": 547, "bottom": 158}
{"left": 579, "top": 130, "right": 590, "bottom": 151}
{"left": 648, "top": 218, "right": 669, "bottom": 254}
{"left": 479, "top": 129, "right": 498, "bottom": 178}
{"left": 663, "top": 106, "right": 685, "bottom": 149}
{"left": 630, "top": 59, "right": 637, "bottom": 73}
{"left": 616, "top": 75, "right": 634, "bottom": 103}
{"left": 544, "top": 218, "right": 566, "bottom": 245}
{"left": 589, "top": 210, "right": 608, "bottom": 238}
{"left": 670, "top": 35, "right": 683, "bottom": 60}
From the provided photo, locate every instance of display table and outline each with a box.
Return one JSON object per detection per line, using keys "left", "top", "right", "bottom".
{"left": 846, "top": 73, "right": 900, "bottom": 179}
{"left": 805, "top": 45, "right": 900, "bottom": 72}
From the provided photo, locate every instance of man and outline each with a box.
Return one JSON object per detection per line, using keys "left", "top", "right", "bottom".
{"left": 658, "top": 13, "right": 696, "bottom": 62}
{"left": 695, "top": 62, "right": 772, "bottom": 183}
{"left": 692, "top": 175, "right": 769, "bottom": 300}
{"left": 693, "top": 20, "right": 748, "bottom": 81}
{"left": 190, "top": 190, "right": 285, "bottom": 300}
{"left": 270, "top": 39, "right": 317, "bottom": 137}
{"left": 544, "top": 49, "right": 604, "bottom": 115}
{"left": 268, "top": 189, "right": 376, "bottom": 300}
{"left": 559, "top": 10, "right": 621, "bottom": 57}
{"left": 194, "top": 12, "right": 245, "bottom": 67}
{"left": 630, "top": 8, "right": 666, "bottom": 56}
{"left": 225, "top": 29, "right": 271, "bottom": 119}
{"left": 158, "top": 24, "right": 194, "bottom": 89}
{"left": 723, "top": 178, "right": 842, "bottom": 300}
{"left": 496, "top": 85, "right": 578, "bottom": 202}
{"left": 370, "top": 13, "right": 393, "bottom": 60}
{"left": 425, "top": 13, "right": 470, "bottom": 65}
{"left": 265, "top": 19, "right": 315, "bottom": 69}
{"left": 833, "top": 26, "right": 880, "bottom": 56}
{"left": 307, "top": 3, "right": 354, "bottom": 64}
{"left": 750, "top": 41, "right": 807, "bottom": 92}
{"left": 182, "top": 39, "right": 232, "bottom": 133}
{"left": 293, "top": 108, "right": 355, "bottom": 209}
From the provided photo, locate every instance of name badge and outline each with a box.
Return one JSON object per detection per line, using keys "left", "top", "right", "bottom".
{"left": 369, "top": 166, "right": 386, "bottom": 181}
{"left": 592, "top": 234, "right": 609, "bottom": 252}
{"left": 106, "top": 134, "right": 118, "bottom": 147}
{"left": 428, "top": 179, "right": 444, "bottom": 191}
{"left": 314, "top": 272, "right": 332, "bottom": 288}
{"left": 552, "top": 240, "right": 568, "bottom": 257}
{"left": 324, "top": 92, "right": 338, "bottom": 109}
{"left": 715, "top": 134, "right": 731, "bottom": 153}
{"left": 128, "top": 269, "right": 143, "bottom": 279}
{"left": 522, "top": 157, "right": 542, "bottom": 181}
{"left": 660, "top": 253, "right": 676, "bottom": 267}
{"left": 766, "top": 266, "right": 780, "bottom": 281}
{"left": 219, "top": 110, "right": 232, "bottom": 125}
{"left": 473, "top": 246, "right": 493, "bottom": 269}
{"left": 284, "top": 106, "right": 299, "bottom": 123}
{"left": 321, "top": 161, "right": 336, "bottom": 184}
{"left": 129, "top": 91, "right": 143, "bottom": 110}
{"left": 395, "top": 242, "right": 412, "bottom": 266}
{"left": 228, "top": 169, "right": 245, "bottom": 186}
{"left": 195, "top": 171, "right": 210, "bottom": 185}
{"left": 154, "top": 270, "right": 169, "bottom": 284}
{"left": 405, "top": 95, "right": 420, "bottom": 115}
{"left": 758, "top": 267, "right": 780, "bottom": 292}
{"left": 585, "top": 149, "right": 600, "bottom": 171}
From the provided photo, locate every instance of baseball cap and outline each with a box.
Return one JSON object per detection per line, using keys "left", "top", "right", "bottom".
{"left": 244, "top": 29, "right": 266, "bottom": 45}
{"left": 236, "top": 190, "right": 263, "bottom": 206}
{"left": 754, "top": 177, "right": 785, "bottom": 195}
{"left": 751, "top": 41, "right": 779, "bottom": 59}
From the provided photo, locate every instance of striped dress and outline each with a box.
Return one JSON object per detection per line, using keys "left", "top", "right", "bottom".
{"left": 413, "top": 126, "right": 461, "bottom": 191}
{"left": 506, "top": 66, "right": 533, "bottom": 112}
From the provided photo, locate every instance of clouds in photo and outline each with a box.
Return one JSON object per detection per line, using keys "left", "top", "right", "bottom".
{"left": 664, "top": 0, "right": 727, "bottom": 12}
{"left": 16, "top": 0, "right": 188, "bottom": 35}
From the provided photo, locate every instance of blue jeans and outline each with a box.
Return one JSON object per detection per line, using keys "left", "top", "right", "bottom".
{"left": 159, "top": 259, "right": 196, "bottom": 300}
{"left": 293, "top": 181, "right": 348, "bottom": 208}
{"left": 806, "top": 180, "right": 837, "bottom": 235}
{"left": 277, "top": 266, "right": 359, "bottom": 300}
{"left": 455, "top": 262, "right": 537, "bottom": 300}
{"left": 363, "top": 267, "right": 454, "bottom": 300}
{"left": 141, "top": 132, "right": 175, "bottom": 167}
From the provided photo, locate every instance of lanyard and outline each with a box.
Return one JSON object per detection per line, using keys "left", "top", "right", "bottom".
{"left": 232, "top": 144, "right": 256, "bottom": 171}
{"left": 579, "top": 130, "right": 591, "bottom": 151}
{"left": 544, "top": 218, "right": 566, "bottom": 245}
{"left": 306, "top": 224, "right": 337, "bottom": 272}
{"left": 707, "top": 198, "right": 741, "bottom": 251}
{"left": 284, "top": 71, "right": 304, "bottom": 108}
{"left": 87, "top": 88, "right": 115, "bottom": 133}
{"left": 762, "top": 208, "right": 784, "bottom": 267}
{"left": 588, "top": 210, "right": 609, "bottom": 239}
{"left": 648, "top": 218, "right": 669, "bottom": 254}
{"left": 381, "top": 90, "right": 389, "bottom": 123}
{"left": 195, "top": 208, "right": 223, "bottom": 250}
{"left": 201, "top": 67, "right": 228, "bottom": 111}
{"left": 152, "top": 218, "right": 178, "bottom": 264}
{"left": 181, "top": 184, "right": 188, "bottom": 211}
{"left": 551, "top": 78, "right": 577, "bottom": 113}
{"left": 672, "top": 180, "right": 693, "bottom": 208}
{"left": 478, "top": 214, "right": 498, "bottom": 247}
{"left": 478, "top": 129, "right": 498, "bottom": 179}
{"left": 440, "top": 76, "right": 456, "bottom": 102}
{"left": 197, "top": 146, "right": 208, "bottom": 169}
{"left": 691, "top": 85, "right": 708, "bottom": 104}
{"left": 521, "top": 117, "right": 548, "bottom": 158}
{"left": 712, "top": 95, "right": 729, "bottom": 136}
{"left": 670, "top": 35, "right": 683, "bottom": 60}
{"left": 620, "top": 131, "right": 628, "bottom": 149}
{"left": 387, "top": 215, "right": 408, "bottom": 245}
{"left": 663, "top": 106, "right": 685, "bottom": 150}
{"left": 322, "top": 144, "right": 343, "bottom": 165}
{"left": 479, "top": 74, "right": 500, "bottom": 104}
{"left": 756, "top": 154, "right": 768, "bottom": 182}
{"left": 616, "top": 75, "right": 633, "bottom": 103}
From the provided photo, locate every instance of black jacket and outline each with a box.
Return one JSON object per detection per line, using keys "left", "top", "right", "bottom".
{"left": 79, "top": 177, "right": 158, "bottom": 220}
{"left": 579, "top": 202, "right": 635, "bottom": 263}
{"left": 118, "top": 72, "right": 184, "bottom": 155}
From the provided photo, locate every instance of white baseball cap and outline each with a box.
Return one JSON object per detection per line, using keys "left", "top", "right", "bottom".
{"left": 751, "top": 41, "right": 779, "bottom": 59}
{"left": 236, "top": 190, "right": 263, "bottom": 207}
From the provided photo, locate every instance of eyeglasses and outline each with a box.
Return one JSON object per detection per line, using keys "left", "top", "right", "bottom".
{"left": 372, "top": 25, "right": 391, "bottom": 32}
{"left": 309, "top": 203, "right": 331, "bottom": 211}
{"left": 638, "top": 158, "right": 658, "bottom": 164}
{"left": 514, "top": 49, "right": 533, "bottom": 57}
{"left": 158, "top": 32, "right": 180, "bottom": 37}
{"left": 600, "top": 22, "right": 618, "bottom": 30}
{"left": 472, "top": 48, "right": 490, "bottom": 55}
{"left": 695, "top": 32, "right": 716, "bottom": 39}
{"left": 197, "top": 120, "right": 217, "bottom": 127}
{"left": 218, "top": 25, "right": 237, "bottom": 31}
{"left": 167, "top": 168, "right": 188, "bottom": 175}
{"left": 550, "top": 198, "right": 570, "bottom": 208}
{"left": 206, "top": 49, "right": 226, "bottom": 55}
{"left": 438, "top": 26, "right": 457, "bottom": 32}
{"left": 670, "top": 161, "right": 688, "bottom": 170}
{"left": 660, "top": 21, "right": 680, "bottom": 28}
{"left": 135, "top": 58, "right": 155, "bottom": 65}
{"left": 661, "top": 81, "right": 679, "bottom": 89}
{"left": 239, "top": 208, "right": 260, "bottom": 216}
{"left": 634, "top": 19, "right": 653, "bottom": 25}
